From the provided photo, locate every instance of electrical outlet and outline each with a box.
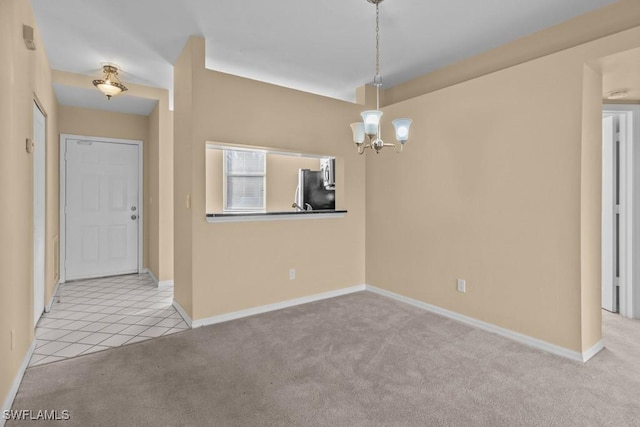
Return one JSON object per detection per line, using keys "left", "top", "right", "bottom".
{"left": 457, "top": 279, "right": 466, "bottom": 293}
{"left": 289, "top": 269, "right": 296, "bottom": 280}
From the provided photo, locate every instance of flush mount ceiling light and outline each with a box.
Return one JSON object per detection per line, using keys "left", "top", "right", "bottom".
{"left": 350, "top": 0, "right": 412, "bottom": 154}
{"left": 606, "top": 89, "right": 629, "bottom": 100}
{"left": 92, "top": 64, "right": 128, "bottom": 100}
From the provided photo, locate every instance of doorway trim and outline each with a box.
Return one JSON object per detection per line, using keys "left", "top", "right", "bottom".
{"left": 603, "top": 104, "right": 639, "bottom": 319}
{"left": 33, "top": 100, "right": 46, "bottom": 326}
{"left": 59, "top": 134, "right": 144, "bottom": 283}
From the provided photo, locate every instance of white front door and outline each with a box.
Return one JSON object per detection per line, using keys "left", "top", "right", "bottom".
{"left": 33, "top": 102, "right": 46, "bottom": 325}
{"left": 64, "top": 138, "right": 140, "bottom": 280}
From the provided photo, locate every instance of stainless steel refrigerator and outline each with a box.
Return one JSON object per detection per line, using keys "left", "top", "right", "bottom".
{"left": 295, "top": 169, "right": 335, "bottom": 211}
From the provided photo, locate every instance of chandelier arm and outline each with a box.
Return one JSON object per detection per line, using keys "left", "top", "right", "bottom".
{"left": 358, "top": 143, "right": 371, "bottom": 155}
{"left": 382, "top": 142, "right": 403, "bottom": 154}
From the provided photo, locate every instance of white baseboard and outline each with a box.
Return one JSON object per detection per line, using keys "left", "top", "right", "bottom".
{"left": 582, "top": 340, "right": 605, "bottom": 362}
{"left": 158, "top": 280, "right": 174, "bottom": 289}
{"left": 171, "top": 283, "right": 603, "bottom": 363}
{"left": 172, "top": 300, "right": 193, "bottom": 328}
{"left": 143, "top": 268, "right": 157, "bottom": 284}
{"left": 1, "top": 340, "right": 36, "bottom": 427}
{"left": 190, "top": 285, "right": 366, "bottom": 328}
{"left": 44, "top": 281, "right": 60, "bottom": 312}
{"left": 365, "top": 285, "right": 599, "bottom": 363}
{"left": 143, "top": 269, "right": 173, "bottom": 289}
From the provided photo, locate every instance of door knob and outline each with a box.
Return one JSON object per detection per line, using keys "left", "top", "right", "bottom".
{"left": 131, "top": 215, "right": 137, "bottom": 220}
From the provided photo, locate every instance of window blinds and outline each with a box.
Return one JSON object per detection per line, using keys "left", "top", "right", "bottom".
{"left": 224, "top": 150, "right": 265, "bottom": 211}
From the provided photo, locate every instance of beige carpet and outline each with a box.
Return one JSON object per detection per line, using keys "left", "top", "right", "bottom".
{"left": 8, "top": 292, "right": 640, "bottom": 426}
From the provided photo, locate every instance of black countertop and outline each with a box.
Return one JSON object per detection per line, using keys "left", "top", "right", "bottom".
{"left": 207, "top": 210, "right": 347, "bottom": 218}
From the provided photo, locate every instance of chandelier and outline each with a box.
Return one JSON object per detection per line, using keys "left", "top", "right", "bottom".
{"left": 92, "top": 65, "right": 128, "bottom": 100}
{"left": 350, "top": 0, "right": 412, "bottom": 154}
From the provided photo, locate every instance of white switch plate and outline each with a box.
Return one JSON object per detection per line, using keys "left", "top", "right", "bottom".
{"left": 289, "top": 269, "right": 295, "bottom": 280}
{"left": 457, "top": 279, "right": 466, "bottom": 293}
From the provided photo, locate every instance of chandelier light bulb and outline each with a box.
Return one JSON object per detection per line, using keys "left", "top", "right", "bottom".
{"left": 361, "top": 110, "right": 383, "bottom": 137}
{"left": 392, "top": 118, "right": 413, "bottom": 143}
{"left": 350, "top": 122, "right": 366, "bottom": 144}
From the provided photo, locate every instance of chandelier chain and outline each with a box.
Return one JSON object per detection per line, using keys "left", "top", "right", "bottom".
{"left": 375, "top": 2, "right": 380, "bottom": 78}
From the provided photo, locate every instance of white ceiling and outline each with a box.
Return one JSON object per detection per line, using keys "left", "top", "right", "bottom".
{"left": 32, "top": 0, "right": 620, "bottom": 113}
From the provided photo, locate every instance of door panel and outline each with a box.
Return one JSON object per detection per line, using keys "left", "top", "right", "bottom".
{"left": 81, "top": 175, "right": 100, "bottom": 211}
{"left": 108, "top": 176, "right": 127, "bottom": 210}
{"left": 65, "top": 139, "right": 139, "bottom": 280}
{"left": 108, "top": 225, "right": 127, "bottom": 260}
{"left": 81, "top": 226, "right": 100, "bottom": 262}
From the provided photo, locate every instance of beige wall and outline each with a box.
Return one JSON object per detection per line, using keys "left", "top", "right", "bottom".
{"left": 1, "top": 0, "right": 58, "bottom": 408}
{"left": 148, "top": 105, "right": 160, "bottom": 278}
{"left": 581, "top": 64, "right": 604, "bottom": 351}
{"left": 205, "top": 148, "right": 222, "bottom": 213}
{"left": 173, "top": 39, "right": 196, "bottom": 315}
{"left": 147, "top": 103, "right": 175, "bottom": 282}
{"left": 157, "top": 108, "right": 174, "bottom": 282}
{"left": 174, "top": 37, "right": 366, "bottom": 320}
{"left": 205, "top": 149, "right": 322, "bottom": 213}
{"left": 58, "top": 105, "right": 150, "bottom": 140}
{"left": 58, "top": 105, "right": 150, "bottom": 270}
{"left": 366, "top": 26, "right": 640, "bottom": 353}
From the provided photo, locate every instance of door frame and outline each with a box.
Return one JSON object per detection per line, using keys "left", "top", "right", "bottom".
{"left": 59, "top": 134, "right": 144, "bottom": 283}
{"left": 603, "top": 105, "right": 639, "bottom": 319}
{"left": 33, "top": 100, "right": 46, "bottom": 326}
{"left": 601, "top": 114, "right": 616, "bottom": 312}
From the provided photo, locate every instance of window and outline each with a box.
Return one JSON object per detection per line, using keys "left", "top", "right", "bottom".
{"left": 223, "top": 150, "right": 266, "bottom": 212}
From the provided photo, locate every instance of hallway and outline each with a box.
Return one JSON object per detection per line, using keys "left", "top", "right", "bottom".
{"left": 30, "top": 274, "right": 188, "bottom": 366}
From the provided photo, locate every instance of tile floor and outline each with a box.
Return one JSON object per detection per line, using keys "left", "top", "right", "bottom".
{"left": 30, "top": 273, "right": 188, "bottom": 367}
